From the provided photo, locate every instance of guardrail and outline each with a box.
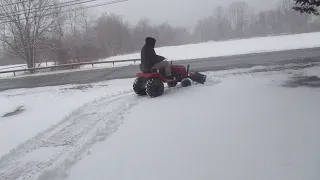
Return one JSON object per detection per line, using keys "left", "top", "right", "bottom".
{"left": 0, "top": 58, "right": 141, "bottom": 76}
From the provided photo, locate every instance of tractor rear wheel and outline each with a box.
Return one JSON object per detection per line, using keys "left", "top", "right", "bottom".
{"left": 133, "top": 77, "right": 147, "bottom": 95}
{"left": 146, "top": 78, "right": 164, "bottom": 98}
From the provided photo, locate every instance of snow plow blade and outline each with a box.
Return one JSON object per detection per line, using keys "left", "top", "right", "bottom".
{"left": 189, "top": 72, "right": 206, "bottom": 84}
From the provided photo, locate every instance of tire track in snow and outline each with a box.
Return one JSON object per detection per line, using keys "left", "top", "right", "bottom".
{"left": 0, "top": 91, "right": 142, "bottom": 180}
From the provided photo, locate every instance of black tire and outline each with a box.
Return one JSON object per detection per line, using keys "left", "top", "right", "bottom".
{"left": 167, "top": 81, "right": 178, "bottom": 87}
{"left": 146, "top": 78, "right": 164, "bottom": 98}
{"left": 133, "top": 77, "right": 147, "bottom": 95}
{"left": 181, "top": 78, "right": 192, "bottom": 87}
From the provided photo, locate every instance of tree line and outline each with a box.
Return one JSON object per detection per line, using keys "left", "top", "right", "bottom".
{"left": 193, "top": 0, "right": 317, "bottom": 42}
{"left": 0, "top": 0, "right": 319, "bottom": 67}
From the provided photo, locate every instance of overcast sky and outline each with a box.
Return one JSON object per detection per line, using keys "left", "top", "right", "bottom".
{"left": 92, "top": 0, "right": 281, "bottom": 27}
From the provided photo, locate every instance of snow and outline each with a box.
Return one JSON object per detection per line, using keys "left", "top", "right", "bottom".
{"left": 0, "top": 78, "right": 133, "bottom": 157}
{"left": 104, "top": 32, "right": 320, "bottom": 61}
{"left": 1, "top": 62, "right": 320, "bottom": 180}
{"left": 20, "top": 147, "right": 64, "bottom": 163}
{"left": 64, "top": 67, "right": 320, "bottom": 180}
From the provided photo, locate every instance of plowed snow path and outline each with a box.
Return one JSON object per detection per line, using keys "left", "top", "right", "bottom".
{"left": 0, "top": 91, "right": 141, "bottom": 180}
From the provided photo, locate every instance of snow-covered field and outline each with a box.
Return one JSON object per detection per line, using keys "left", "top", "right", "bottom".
{"left": 105, "top": 32, "right": 320, "bottom": 61}
{"left": 2, "top": 32, "right": 320, "bottom": 79}
{"left": 1, "top": 62, "right": 320, "bottom": 180}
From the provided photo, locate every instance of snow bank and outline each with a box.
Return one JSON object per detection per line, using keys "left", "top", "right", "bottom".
{"left": 105, "top": 32, "right": 320, "bottom": 61}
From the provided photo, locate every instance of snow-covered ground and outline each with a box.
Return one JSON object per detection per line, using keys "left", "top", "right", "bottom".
{"left": 0, "top": 62, "right": 56, "bottom": 72}
{"left": 105, "top": 32, "right": 320, "bottom": 61}
{"left": 1, "top": 62, "right": 320, "bottom": 180}
{"left": 0, "top": 62, "right": 56, "bottom": 79}
{"left": 0, "top": 79, "right": 132, "bottom": 157}
{"left": 2, "top": 32, "right": 320, "bottom": 79}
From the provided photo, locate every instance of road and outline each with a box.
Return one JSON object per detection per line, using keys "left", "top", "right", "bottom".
{"left": 1, "top": 47, "right": 320, "bottom": 91}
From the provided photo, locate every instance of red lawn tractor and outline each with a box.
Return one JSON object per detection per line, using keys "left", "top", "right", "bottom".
{"left": 133, "top": 62, "right": 206, "bottom": 98}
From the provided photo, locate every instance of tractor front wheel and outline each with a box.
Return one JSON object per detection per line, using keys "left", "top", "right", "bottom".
{"left": 146, "top": 78, "right": 164, "bottom": 98}
{"left": 181, "top": 78, "right": 192, "bottom": 87}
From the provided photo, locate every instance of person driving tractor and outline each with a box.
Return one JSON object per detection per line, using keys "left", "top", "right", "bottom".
{"left": 140, "top": 37, "right": 175, "bottom": 80}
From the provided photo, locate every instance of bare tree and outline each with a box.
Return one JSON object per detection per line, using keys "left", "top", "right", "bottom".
{"left": 0, "top": 0, "right": 62, "bottom": 69}
{"left": 277, "top": 0, "right": 310, "bottom": 33}
{"left": 131, "top": 18, "right": 157, "bottom": 50}
{"left": 75, "top": 6, "right": 96, "bottom": 62}
{"left": 171, "top": 27, "right": 192, "bottom": 45}
{"left": 212, "top": 6, "right": 233, "bottom": 40}
{"left": 48, "top": 10, "right": 68, "bottom": 65}
{"left": 95, "top": 13, "right": 131, "bottom": 57}
{"left": 64, "top": 5, "right": 83, "bottom": 63}
{"left": 227, "top": 1, "right": 250, "bottom": 38}
{"left": 155, "top": 22, "right": 176, "bottom": 46}
{"left": 248, "top": 11, "right": 267, "bottom": 36}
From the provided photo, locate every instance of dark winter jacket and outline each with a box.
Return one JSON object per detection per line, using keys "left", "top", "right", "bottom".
{"left": 140, "top": 37, "right": 165, "bottom": 72}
